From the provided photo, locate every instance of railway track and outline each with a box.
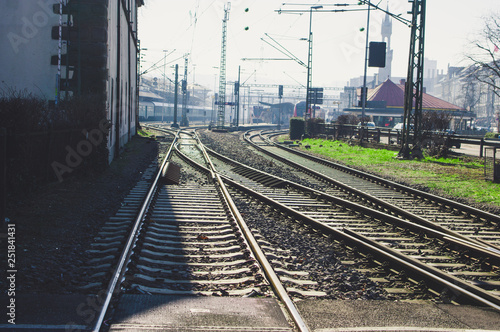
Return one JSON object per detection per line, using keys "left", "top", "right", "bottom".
{"left": 248, "top": 130, "right": 500, "bottom": 249}
{"left": 82, "top": 126, "right": 500, "bottom": 331}
{"left": 80, "top": 134, "right": 175, "bottom": 291}
{"left": 195, "top": 129, "right": 500, "bottom": 310}
{"left": 87, "top": 130, "right": 308, "bottom": 332}
{"left": 177, "top": 132, "right": 371, "bottom": 300}
{"left": 126, "top": 133, "right": 267, "bottom": 297}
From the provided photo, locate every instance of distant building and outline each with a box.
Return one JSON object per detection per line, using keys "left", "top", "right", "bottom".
{"left": 340, "top": 86, "right": 357, "bottom": 111}
{"left": 343, "top": 79, "right": 471, "bottom": 128}
{"left": 435, "top": 65, "right": 500, "bottom": 130}
{"left": 0, "top": 0, "right": 144, "bottom": 163}
{"left": 423, "top": 58, "right": 439, "bottom": 95}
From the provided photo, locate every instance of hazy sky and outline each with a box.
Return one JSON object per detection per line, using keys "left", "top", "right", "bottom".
{"left": 138, "top": 1, "right": 499, "bottom": 91}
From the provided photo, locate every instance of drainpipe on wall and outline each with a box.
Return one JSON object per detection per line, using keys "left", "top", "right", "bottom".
{"left": 115, "top": 1, "right": 121, "bottom": 158}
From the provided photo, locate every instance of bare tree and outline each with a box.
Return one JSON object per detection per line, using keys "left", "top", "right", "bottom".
{"left": 460, "top": 71, "right": 483, "bottom": 113}
{"left": 336, "top": 114, "right": 359, "bottom": 125}
{"left": 466, "top": 14, "right": 500, "bottom": 97}
{"left": 421, "top": 111, "right": 452, "bottom": 132}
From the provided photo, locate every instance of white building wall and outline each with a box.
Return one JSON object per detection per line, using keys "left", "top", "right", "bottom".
{"left": 1, "top": 0, "right": 141, "bottom": 165}
{"left": 0, "top": 0, "right": 63, "bottom": 99}
{"left": 107, "top": 0, "right": 139, "bottom": 163}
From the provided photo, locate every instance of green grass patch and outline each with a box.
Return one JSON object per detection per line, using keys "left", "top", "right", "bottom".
{"left": 137, "top": 128, "right": 153, "bottom": 137}
{"left": 299, "top": 138, "right": 500, "bottom": 207}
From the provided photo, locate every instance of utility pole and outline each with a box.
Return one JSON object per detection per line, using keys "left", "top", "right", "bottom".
{"left": 361, "top": 1, "right": 371, "bottom": 125}
{"left": 181, "top": 56, "right": 189, "bottom": 126}
{"left": 172, "top": 64, "right": 179, "bottom": 128}
{"left": 161, "top": 50, "right": 167, "bottom": 123}
{"left": 243, "top": 87, "right": 246, "bottom": 125}
{"left": 278, "top": 85, "right": 283, "bottom": 130}
{"left": 305, "top": 6, "right": 322, "bottom": 124}
{"left": 398, "top": 0, "right": 426, "bottom": 159}
{"left": 216, "top": 2, "right": 231, "bottom": 131}
{"left": 234, "top": 65, "right": 240, "bottom": 127}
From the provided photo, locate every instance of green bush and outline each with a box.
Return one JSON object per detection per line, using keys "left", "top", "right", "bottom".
{"left": 0, "top": 90, "right": 108, "bottom": 193}
{"left": 289, "top": 117, "right": 305, "bottom": 140}
{"left": 485, "top": 132, "right": 499, "bottom": 139}
{"left": 336, "top": 114, "right": 359, "bottom": 125}
{"left": 307, "top": 117, "right": 325, "bottom": 137}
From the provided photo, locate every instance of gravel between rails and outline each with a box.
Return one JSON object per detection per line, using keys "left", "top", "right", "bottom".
{"left": 200, "top": 130, "right": 323, "bottom": 190}
{"left": 199, "top": 130, "right": 441, "bottom": 302}
{"left": 232, "top": 195, "right": 389, "bottom": 300}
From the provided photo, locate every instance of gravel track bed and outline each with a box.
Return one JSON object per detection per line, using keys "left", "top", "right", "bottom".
{"left": 198, "top": 130, "right": 446, "bottom": 302}
{"left": 231, "top": 193, "right": 389, "bottom": 301}
{"left": 178, "top": 134, "right": 386, "bottom": 299}
{"left": 178, "top": 136, "right": 390, "bottom": 300}
{"left": 200, "top": 131, "right": 322, "bottom": 189}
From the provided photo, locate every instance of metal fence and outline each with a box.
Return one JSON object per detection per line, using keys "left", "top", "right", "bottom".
{"left": 484, "top": 147, "right": 499, "bottom": 182}
{"left": 322, "top": 124, "right": 500, "bottom": 156}
{"left": 324, "top": 124, "right": 401, "bottom": 144}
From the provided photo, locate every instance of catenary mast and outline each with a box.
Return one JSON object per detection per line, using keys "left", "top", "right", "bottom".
{"left": 398, "top": 0, "right": 426, "bottom": 159}
{"left": 216, "top": 2, "right": 231, "bottom": 130}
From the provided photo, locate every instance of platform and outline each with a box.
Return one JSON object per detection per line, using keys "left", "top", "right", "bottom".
{"left": 297, "top": 299, "right": 500, "bottom": 332}
{"left": 2, "top": 295, "right": 500, "bottom": 331}
{"left": 109, "top": 294, "right": 293, "bottom": 331}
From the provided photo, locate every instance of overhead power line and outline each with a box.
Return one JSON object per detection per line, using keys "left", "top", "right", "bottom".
{"left": 260, "top": 33, "right": 307, "bottom": 68}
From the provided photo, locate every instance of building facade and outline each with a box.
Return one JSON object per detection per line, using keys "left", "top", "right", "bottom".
{"left": 0, "top": 0, "right": 144, "bottom": 163}
{"left": 434, "top": 65, "right": 500, "bottom": 130}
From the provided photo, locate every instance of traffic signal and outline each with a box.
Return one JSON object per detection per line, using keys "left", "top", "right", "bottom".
{"left": 368, "top": 42, "right": 386, "bottom": 68}
{"left": 359, "top": 86, "right": 368, "bottom": 106}
{"left": 308, "top": 87, "right": 323, "bottom": 105}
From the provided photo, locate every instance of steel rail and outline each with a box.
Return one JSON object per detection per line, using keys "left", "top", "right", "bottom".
{"left": 188, "top": 131, "right": 500, "bottom": 311}
{"left": 217, "top": 169, "right": 500, "bottom": 311}
{"left": 92, "top": 131, "right": 179, "bottom": 332}
{"left": 203, "top": 143, "right": 500, "bottom": 265}
{"left": 185, "top": 132, "right": 310, "bottom": 332}
{"left": 156, "top": 128, "right": 500, "bottom": 313}
{"left": 256, "top": 130, "right": 500, "bottom": 227}
{"left": 245, "top": 130, "right": 500, "bottom": 253}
